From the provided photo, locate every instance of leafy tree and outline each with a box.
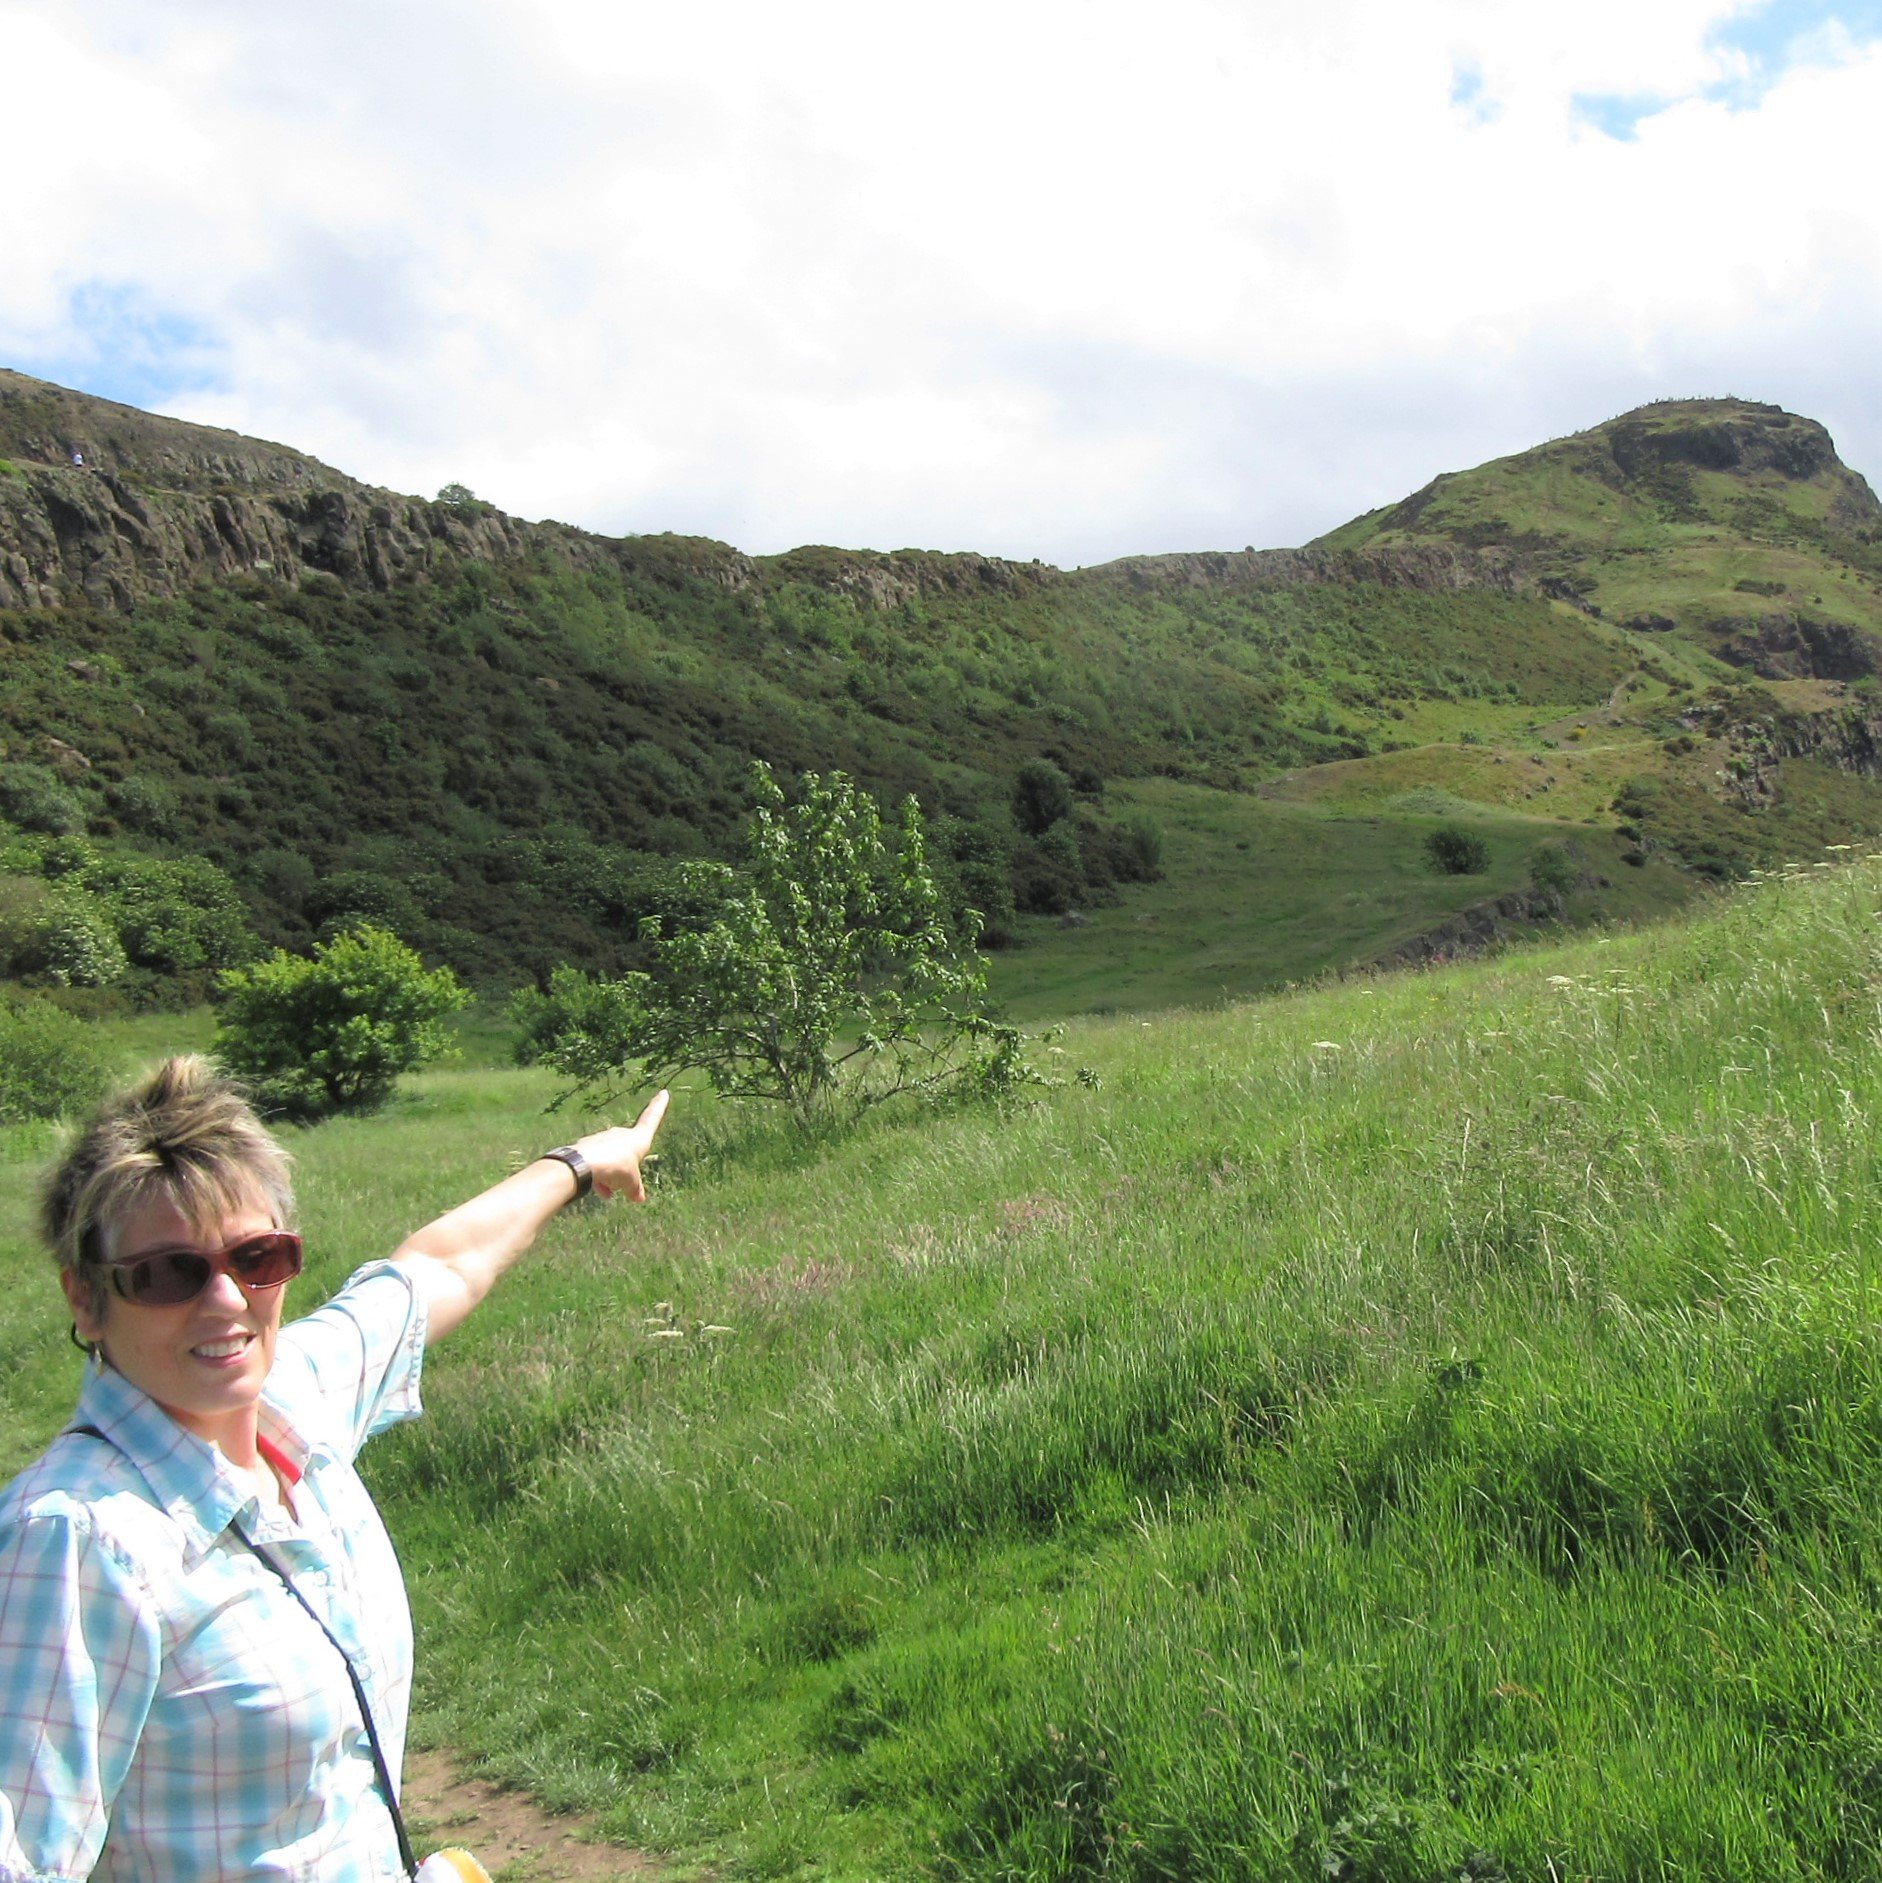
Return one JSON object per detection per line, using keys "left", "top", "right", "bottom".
{"left": 1426, "top": 826, "right": 1490, "bottom": 875}
{"left": 514, "top": 763, "right": 1040, "bottom": 1123}
{"left": 0, "top": 993, "right": 118, "bottom": 1123}
{"left": 216, "top": 925, "right": 468, "bottom": 1119}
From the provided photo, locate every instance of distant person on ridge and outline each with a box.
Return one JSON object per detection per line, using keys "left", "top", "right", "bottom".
{"left": 0, "top": 1055, "right": 668, "bottom": 1881}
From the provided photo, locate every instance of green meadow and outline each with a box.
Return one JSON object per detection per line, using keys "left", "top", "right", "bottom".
{"left": 7, "top": 852, "right": 1882, "bottom": 1877}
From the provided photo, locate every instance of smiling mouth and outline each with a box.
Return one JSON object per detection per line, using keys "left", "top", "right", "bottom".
{"left": 192, "top": 1336, "right": 253, "bottom": 1360}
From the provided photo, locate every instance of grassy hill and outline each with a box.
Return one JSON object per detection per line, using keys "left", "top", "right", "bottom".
{"left": 7, "top": 379, "right": 1882, "bottom": 1015}
{"left": 1315, "top": 397, "right": 1882, "bottom": 673}
{"left": 5, "top": 853, "right": 1882, "bottom": 1877}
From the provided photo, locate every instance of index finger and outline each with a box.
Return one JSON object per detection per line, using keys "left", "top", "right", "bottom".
{"left": 635, "top": 1088, "right": 670, "bottom": 1142}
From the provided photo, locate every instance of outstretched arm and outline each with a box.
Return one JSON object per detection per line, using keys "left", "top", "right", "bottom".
{"left": 392, "top": 1090, "right": 669, "bottom": 1343}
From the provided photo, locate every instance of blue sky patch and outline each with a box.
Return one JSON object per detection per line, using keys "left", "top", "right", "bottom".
{"left": 1575, "top": 0, "right": 1882, "bottom": 138}
{"left": 14, "top": 281, "right": 227, "bottom": 412}
{"left": 1712, "top": 0, "right": 1882, "bottom": 69}
{"left": 1570, "top": 92, "right": 1664, "bottom": 140}
{"left": 1449, "top": 60, "right": 1499, "bottom": 125}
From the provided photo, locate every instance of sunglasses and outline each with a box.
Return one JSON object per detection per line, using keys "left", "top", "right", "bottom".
{"left": 102, "top": 1231, "right": 304, "bottom": 1307}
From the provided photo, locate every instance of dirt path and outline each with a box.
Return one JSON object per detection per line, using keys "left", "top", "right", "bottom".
{"left": 402, "top": 1749, "right": 671, "bottom": 1881}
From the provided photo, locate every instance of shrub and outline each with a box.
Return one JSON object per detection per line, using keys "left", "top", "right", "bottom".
{"left": 0, "top": 993, "right": 117, "bottom": 1123}
{"left": 105, "top": 775, "right": 182, "bottom": 838}
{"left": 25, "top": 887, "right": 130, "bottom": 988}
{"left": 215, "top": 925, "right": 469, "bottom": 1119}
{"left": 81, "top": 853, "right": 258, "bottom": 980}
{"left": 1012, "top": 758, "right": 1074, "bottom": 838}
{"left": 1529, "top": 843, "right": 1580, "bottom": 900}
{"left": 0, "top": 763, "right": 86, "bottom": 836}
{"left": 1426, "top": 826, "right": 1490, "bottom": 875}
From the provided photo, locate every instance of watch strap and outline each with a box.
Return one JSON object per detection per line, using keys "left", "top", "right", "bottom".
{"left": 539, "top": 1145, "right": 593, "bottom": 1200}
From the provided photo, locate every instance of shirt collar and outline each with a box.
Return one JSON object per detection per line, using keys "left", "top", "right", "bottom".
{"left": 71, "top": 1359, "right": 322, "bottom": 1561}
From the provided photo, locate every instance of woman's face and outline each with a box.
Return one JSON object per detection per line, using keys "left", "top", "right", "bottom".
{"left": 62, "top": 1187, "right": 288, "bottom": 1457}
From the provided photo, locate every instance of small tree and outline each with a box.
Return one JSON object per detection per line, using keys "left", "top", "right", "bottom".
{"left": 1425, "top": 826, "right": 1490, "bottom": 875}
{"left": 216, "top": 925, "right": 468, "bottom": 1120}
{"left": 514, "top": 764, "right": 1040, "bottom": 1123}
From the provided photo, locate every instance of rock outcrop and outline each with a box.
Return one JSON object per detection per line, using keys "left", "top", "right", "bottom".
{"left": 0, "top": 370, "right": 768, "bottom": 611}
{"left": 1085, "top": 542, "right": 1529, "bottom": 598}
{"left": 1711, "top": 611, "right": 1881, "bottom": 681}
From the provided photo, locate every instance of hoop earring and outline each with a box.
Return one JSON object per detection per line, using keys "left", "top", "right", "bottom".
{"left": 69, "top": 1323, "right": 98, "bottom": 1358}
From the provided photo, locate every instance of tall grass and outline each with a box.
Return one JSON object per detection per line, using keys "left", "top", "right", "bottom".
{"left": 6, "top": 858, "right": 1882, "bottom": 1876}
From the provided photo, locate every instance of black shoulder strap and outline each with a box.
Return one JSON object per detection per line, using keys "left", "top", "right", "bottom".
{"left": 231, "top": 1523, "right": 419, "bottom": 1881}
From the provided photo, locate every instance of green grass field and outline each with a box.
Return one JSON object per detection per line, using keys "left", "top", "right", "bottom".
{"left": 7, "top": 852, "right": 1882, "bottom": 1877}
{"left": 988, "top": 778, "right": 1696, "bottom": 1020}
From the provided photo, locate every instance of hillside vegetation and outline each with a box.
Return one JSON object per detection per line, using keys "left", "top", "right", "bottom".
{"left": 9, "top": 377, "right": 1882, "bottom": 1013}
{"left": 7, "top": 853, "right": 1881, "bottom": 1878}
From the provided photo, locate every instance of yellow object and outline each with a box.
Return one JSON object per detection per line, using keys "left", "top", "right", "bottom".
{"left": 415, "top": 1850, "right": 494, "bottom": 1883}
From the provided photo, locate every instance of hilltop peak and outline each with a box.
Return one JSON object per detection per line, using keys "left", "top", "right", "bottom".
{"left": 0, "top": 369, "right": 345, "bottom": 496}
{"left": 1312, "top": 396, "right": 1882, "bottom": 676}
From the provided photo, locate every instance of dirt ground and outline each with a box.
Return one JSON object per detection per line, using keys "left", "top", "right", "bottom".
{"left": 403, "top": 1748, "right": 670, "bottom": 1882}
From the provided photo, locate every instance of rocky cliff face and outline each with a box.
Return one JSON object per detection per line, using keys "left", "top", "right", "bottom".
{"left": 0, "top": 372, "right": 1066, "bottom": 614}
{"left": 1085, "top": 542, "right": 1530, "bottom": 598}
{"left": 0, "top": 370, "right": 601, "bottom": 609}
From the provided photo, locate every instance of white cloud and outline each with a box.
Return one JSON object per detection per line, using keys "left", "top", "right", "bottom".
{"left": 2, "top": 0, "right": 1880, "bottom": 564}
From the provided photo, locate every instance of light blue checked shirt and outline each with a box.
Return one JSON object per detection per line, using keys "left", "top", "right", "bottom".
{"left": 0, "top": 1261, "right": 427, "bottom": 1883}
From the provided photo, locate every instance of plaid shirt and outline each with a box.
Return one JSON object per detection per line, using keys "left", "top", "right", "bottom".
{"left": 0, "top": 1261, "right": 427, "bottom": 1883}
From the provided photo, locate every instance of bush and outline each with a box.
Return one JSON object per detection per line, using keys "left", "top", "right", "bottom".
{"left": 215, "top": 925, "right": 469, "bottom": 1119}
{"left": 0, "top": 763, "right": 86, "bottom": 836}
{"left": 1012, "top": 758, "right": 1074, "bottom": 837}
{"left": 105, "top": 776, "right": 182, "bottom": 839}
{"left": 1426, "top": 826, "right": 1490, "bottom": 875}
{"left": 0, "top": 994, "right": 117, "bottom": 1123}
{"left": 82, "top": 853, "right": 258, "bottom": 980}
{"left": 26, "top": 887, "right": 129, "bottom": 988}
{"left": 1530, "top": 843, "right": 1580, "bottom": 900}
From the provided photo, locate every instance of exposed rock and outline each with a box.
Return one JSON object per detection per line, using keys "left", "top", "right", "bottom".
{"left": 1766, "top": 701, "right": 1882, "bottom": 779}
{"left": 1374, "top": 887, "right": 1564, "bottom": 968}
{"left": 754, "top": 543, "right": 1051, "bottom": 608}
{"left": 1710, "top": 612, "right": 1880, "bottom": 680}
{"left": 42, "top": 736, "right": 91, "bottom": 773}
{"left": 0, "top": 370, "right": 758, "bottom": 611}
{"left": 1087, "top": 542, "right": 1528, "bottom": 599}
{"left": 1606, "top": 405, "right": 1838, "bottom": 482}
{"left": 1623, "top": 613, "right": 1677, "bottom": 634}
{"left": 1540, "top": 575, "right": 1601, "bottom": 615}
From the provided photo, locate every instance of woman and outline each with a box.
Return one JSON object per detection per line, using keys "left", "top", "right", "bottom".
{"left": 0, "top": 1055, "right": 667, "bottom": 1881}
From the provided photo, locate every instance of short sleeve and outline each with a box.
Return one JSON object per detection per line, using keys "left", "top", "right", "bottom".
{"left": 0, "top": 1507, "right": 160, "bottom": 1883}
{"left": 270, "top": 1260, "right": 426, "bottom": 1461}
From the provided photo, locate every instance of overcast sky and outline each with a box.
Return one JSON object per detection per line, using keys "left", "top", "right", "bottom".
{"left": 4, "top": 0, "right": 1880, "bottom": 566}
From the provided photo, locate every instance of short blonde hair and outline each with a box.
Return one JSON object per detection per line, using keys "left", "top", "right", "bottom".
{"left": 42, "top": 1055, "right": 295, "bottom": 1318}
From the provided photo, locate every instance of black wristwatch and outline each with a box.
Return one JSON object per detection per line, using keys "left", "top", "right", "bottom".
{"left": 538, "top": 1144, "right": 593, "bottom": 1200}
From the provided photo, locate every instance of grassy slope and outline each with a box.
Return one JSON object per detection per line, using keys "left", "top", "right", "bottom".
{"left": 1315, "top": 398, "right": 1882, "bottom": 655}
{"left": 987, "top": 777, "right": 1689, "bottom": 1020}
{"left": 12, "top": 396, "right": 1882, "bottom": 1005}
{"left": 7, "top": 857, "right": 1882, "bottom": 1877}
{"left": 1, "top": 549, "right": 1677, "bottom": 996}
